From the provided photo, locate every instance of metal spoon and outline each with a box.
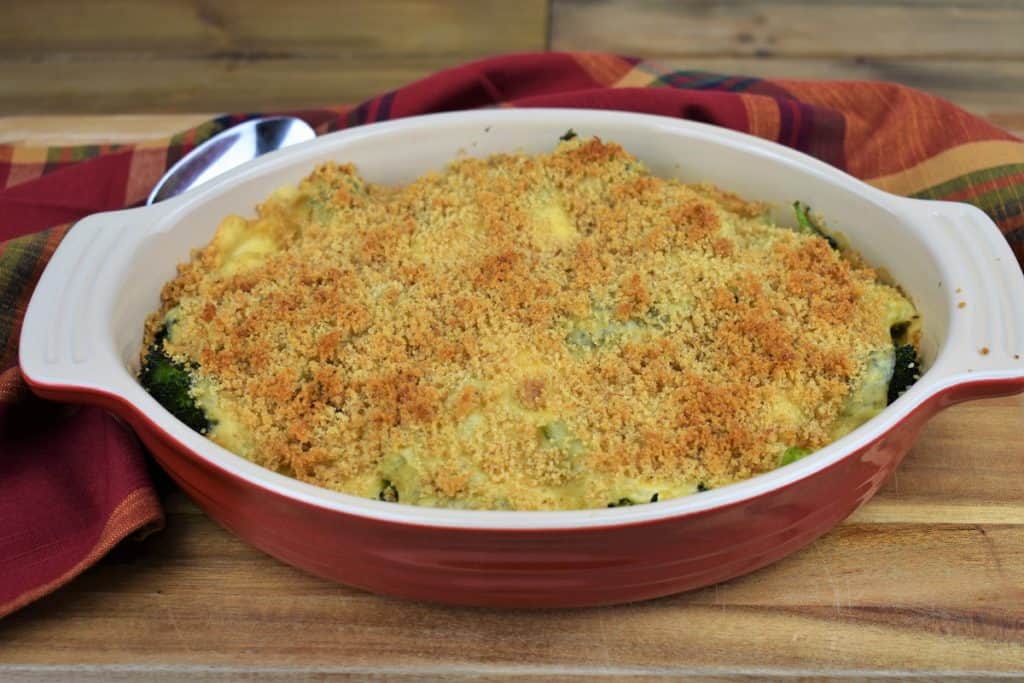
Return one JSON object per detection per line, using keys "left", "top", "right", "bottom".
{"left": 147, "top": 116, "right": 316, "bottom": 205}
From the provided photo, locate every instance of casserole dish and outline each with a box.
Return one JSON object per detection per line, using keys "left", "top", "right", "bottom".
{"left": 20, "top": 109, "right": 1024, "bottom": 607}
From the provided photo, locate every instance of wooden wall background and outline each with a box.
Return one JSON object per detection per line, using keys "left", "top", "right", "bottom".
{"left": 3, "top": 0, "right": 1023, "bottom": 138}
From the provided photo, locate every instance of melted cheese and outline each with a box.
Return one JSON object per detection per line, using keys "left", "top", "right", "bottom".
{"left": 532, "top": 202, "right": 578, "bottom": 249}
{"left": 144, "top": 139, "right": 921, "bottom": 511}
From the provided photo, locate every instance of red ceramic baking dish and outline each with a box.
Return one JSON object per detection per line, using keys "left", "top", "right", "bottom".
{"left": 20, "top": 110, "right": 1024, "bottom": 607}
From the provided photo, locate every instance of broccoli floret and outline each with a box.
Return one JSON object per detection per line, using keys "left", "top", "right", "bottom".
{"left": 779, "top": 446, "right": 813, "bottom": 467}
{"left": 565, "top": 329, "right": 597, "bottom": 350}
{"left": 793, "top": 201, "right": 815, "bottom": 234}
{"left": 608, "top": 493, "right": 663, "bottom": 506}
{"left": 538, "top": 420, "right": 586, "bottom": 464}
{"left": 696, "top": 482, "right": 710, "bottom": 492}
{"left": 559, "top": 128, "right": 578, "bottom": 142}
{"left": 540, "top": 420, "right": 571, "bottom": 444}
{"left": 378, "top": 481, "right": 399, "bottom": 503}
{"left": 793, "top": 201, "right": 839, "bottom": 250}
{"left": 888, "top": 344, "right": 921, "bottom": 404}
{"left": 139, "top": 332, "right": 211, "bottom": 434}
{"left": 606, "top": 491, "right": 668, "bottom": 506}
{"left": 890, "top": 321, "right": 911, "bottom": 345}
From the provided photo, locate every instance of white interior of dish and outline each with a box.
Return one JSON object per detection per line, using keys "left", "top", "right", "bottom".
{"left": 23, "top": 109, "right": 1024, "bottom": 529}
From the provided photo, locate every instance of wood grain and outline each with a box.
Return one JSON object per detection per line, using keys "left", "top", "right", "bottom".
{"left": 3, "top": 0, "right": 545, "bottom": 56}
{"left": 0, "top": 115, "right": 214, "bottom": 145}
{"left": 0, "top": 57, "right": 470, "bottom": 114}
{"left": 0, "top": 0, "right": 548, "bottom": 114}
{"left": 552, "top": 0, "right": 1024, "bottom": 60}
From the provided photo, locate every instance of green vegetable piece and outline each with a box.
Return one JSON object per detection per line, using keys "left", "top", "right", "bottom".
{"left": 696, "top": 482, "right": 709, "bottom": 492}
{"left": 793, "top": 201, "right": 839, "bottom": 249}
{"left": 650, "top": 492, "right": 660, "bottom": 503}
{"left": 565, "top": 329, "right": 597, "bottom": 350}
{"left": 779, "top": 446, "right": 813, "bottom": 466}
{"left": 607, "top": 497, "right": 634, "bottom": 508}
{"left": 888, "top": 344, "right": 921, "bottom": 404}
{"left": 793, "top": 201, "right": 816, "bottom": 234}
{"left": 560, "top": 129, "right": 578, "bottom": 142}
{"left": 540, "top": 420, "right": 571, "bottom": 444}
{"left": 538, "top": 420, "right": 586, "bottom": 471}
{"left": 139, "top": 337, "right": 211, "bottom": 434}
{"left": 890, "top": 321, "right": 910, "bottom": 345}
{"left": 378, "top": 481, "right": 399, "bottom": 503}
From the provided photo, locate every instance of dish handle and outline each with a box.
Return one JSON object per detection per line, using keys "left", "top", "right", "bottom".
{"left": 19, "top": 205, "right": 166, "bottom": 399}
{"left": 896, "top": 198, "right": 1024, "bottom": 405}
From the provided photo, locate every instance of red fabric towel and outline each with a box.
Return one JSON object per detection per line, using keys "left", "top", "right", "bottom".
{"left": 2, "top": 52, "right": 1022, "bottom": 618}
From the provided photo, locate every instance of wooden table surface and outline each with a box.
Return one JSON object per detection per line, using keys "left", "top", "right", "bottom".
{"left": 2, "top": 1, "right": 1024, "bottom": 679}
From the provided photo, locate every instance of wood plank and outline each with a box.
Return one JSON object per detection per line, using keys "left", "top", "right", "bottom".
{"left": 869, "top": 395, "right": 1024, "bottom": 509}
{"left": 0, "top": 0, "right": 548, "bottom": 114}
{"left": 0, "top": 673, "right": 768, "bottom": 682}
{"left": 0, "top": 57, "right": 464, "bottom": 114}
{"left": 1, "top": 517, "right": 1021, "bottom": 672}
{"left": 0, "top": 672, "right": 765, "bottom": 682}
{"left": 0, "top": 115, "right": 213, "bottom": 145}
{"left": 2, "top": 0, "right": 548, "bottom": 56}
{"left": 552, "top": 0, "right": 1024, "bottom": 60}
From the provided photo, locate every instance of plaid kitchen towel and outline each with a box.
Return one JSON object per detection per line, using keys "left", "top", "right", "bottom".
{"left": 2, "top": 52, "right": 1022, "bottom": 618}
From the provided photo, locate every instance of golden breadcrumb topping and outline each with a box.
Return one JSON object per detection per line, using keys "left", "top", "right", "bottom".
{"left": 145, "top": 138, "right": 916, "bottom": 510}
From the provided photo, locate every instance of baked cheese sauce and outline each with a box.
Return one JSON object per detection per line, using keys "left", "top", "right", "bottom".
{"left": 146, "top": 139, "right": 917, "bottom": 510}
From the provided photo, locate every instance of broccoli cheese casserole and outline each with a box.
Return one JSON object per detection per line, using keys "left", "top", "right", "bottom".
{"left": 141, "top": 136, "right": 921, "bottom": 511}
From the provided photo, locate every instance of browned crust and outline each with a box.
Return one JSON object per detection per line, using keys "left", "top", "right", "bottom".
{"left": 145, "top": 138, "right": 905, "bottom": 510}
